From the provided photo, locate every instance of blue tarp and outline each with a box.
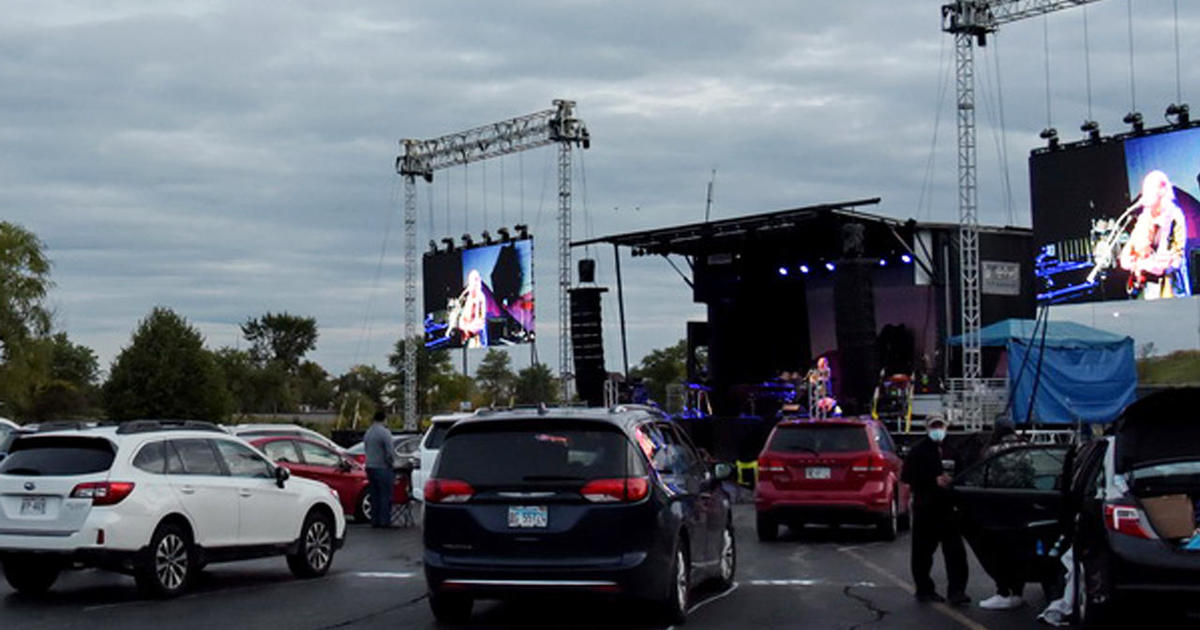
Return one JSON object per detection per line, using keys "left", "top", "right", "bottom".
{"left": 949, "top": 319, "right": 1138, "bottom": 425}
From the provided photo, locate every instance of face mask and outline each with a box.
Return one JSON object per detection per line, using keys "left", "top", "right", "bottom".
{"left": 929, "top": 428, "right": 947, "bottom": 443}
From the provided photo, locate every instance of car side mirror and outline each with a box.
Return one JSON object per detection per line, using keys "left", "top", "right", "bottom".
{"left": 713, "top": 462, "right": 734, "bottom": 482}
{"left": 275, "top": 466, "right": 290, "bottom": 488}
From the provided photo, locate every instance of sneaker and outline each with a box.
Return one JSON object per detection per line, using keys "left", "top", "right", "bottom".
{"left": 916, "top": 591, "right": 946, "bottom": 603}
{"left": 979, "top": 594, "right": 1024, "bottom": 610}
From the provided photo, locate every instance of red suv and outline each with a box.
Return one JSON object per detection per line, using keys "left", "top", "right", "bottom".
{"left": 754, "top": 417, "right": 910, "bottom": 541}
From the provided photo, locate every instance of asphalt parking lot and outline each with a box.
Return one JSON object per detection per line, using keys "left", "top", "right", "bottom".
{"left": 0, "top": 503, "right": 1190, "bottom": 629}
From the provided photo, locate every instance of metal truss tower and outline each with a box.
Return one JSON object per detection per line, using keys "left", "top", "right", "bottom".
{"left": 396, "top": 100, "right": 590, "bottom": 429}
{"left": 940, "top": 0, "right": 1102, "bottom": 427}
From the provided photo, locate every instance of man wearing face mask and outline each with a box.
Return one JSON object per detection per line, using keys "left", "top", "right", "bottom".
{"left": 901, "top": 416, "right": 969, "bottom": 604}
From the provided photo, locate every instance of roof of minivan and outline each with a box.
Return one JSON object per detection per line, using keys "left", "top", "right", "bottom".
{"left": 447, "top": 406, "right": 667, "bottom": 435}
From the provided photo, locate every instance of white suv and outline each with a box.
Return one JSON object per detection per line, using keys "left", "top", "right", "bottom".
{"left": 0, "top": 420, "right": 346, "bottom": 597}
{"left": 412, "top": 413, "right": 472, "bottom": 501}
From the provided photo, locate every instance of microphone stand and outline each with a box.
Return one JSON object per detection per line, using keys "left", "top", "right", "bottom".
{"left": 1086, "top": 201, "right": 1143, "bottom": 285}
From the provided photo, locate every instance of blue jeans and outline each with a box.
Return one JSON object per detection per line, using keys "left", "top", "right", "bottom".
{"left": 366, "top": 467, "right": 395, "bottom": 527}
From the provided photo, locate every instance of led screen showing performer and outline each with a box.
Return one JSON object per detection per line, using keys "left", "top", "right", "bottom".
{"left": 422, "top": 237, "right": 535, "bottom": 349}
{"left": 1030, "top": 124, "right": 1200, "bottom": 305}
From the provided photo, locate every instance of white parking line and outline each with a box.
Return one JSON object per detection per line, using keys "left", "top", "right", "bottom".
{"left": 747, "top": 578, "right": 878, "bottom": 588}
{"left": 354, "top": 572, "right": 416, "bottom": 579}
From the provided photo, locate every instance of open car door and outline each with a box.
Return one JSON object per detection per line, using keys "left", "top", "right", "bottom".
{"left": 953, "top": 445, "right": 1069, "bottom": 592}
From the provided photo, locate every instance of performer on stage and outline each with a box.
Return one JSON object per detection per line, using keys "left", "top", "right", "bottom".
{"left": 447, "top": 269, "right": 488, "bottom": 347}
{"left": 1119, "top": 170, "right": 1188, "bottom": 300}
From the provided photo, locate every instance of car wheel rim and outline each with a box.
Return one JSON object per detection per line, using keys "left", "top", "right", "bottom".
{"left": 890, "top": 495, "right": 898, "bottom": 532}
{"left": 362, "top": 496, "right": 372, "bottom": 520}
{"left": 306, "top": 520, "right": 331, "bottom": 570}
{"left": 720, "top": 528, "right": 735, "bottom": 582}
{"left": 155, "top": 533, "right": 187, "bottom": 590}
{"left": 674, "top": 549, "right": 688, "bottom": 612}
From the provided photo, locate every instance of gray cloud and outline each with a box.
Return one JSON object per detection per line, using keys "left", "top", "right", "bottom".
{"left": 3, "top": 0, "right": 1198, "bottom": 377}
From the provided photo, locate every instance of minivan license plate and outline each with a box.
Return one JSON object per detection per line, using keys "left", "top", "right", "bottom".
{"left": 508, "top": 505, "right": 548, "bottom": 528}
{"left": 805, "top": 467, "right": 831, "bottom": 480}
{"left": 20, "top": 497, "right": 46, "bottom": 516}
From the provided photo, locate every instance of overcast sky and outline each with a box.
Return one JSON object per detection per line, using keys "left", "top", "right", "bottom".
{"left": 3, "top": 1, "right": 1198, "bottom": 380}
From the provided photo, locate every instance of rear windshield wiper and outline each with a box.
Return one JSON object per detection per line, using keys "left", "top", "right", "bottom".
{"left": 521, "top": 474, "right": 586, "bottom": 482}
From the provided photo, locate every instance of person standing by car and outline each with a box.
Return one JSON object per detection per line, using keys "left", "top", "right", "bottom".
{"left": 902, "top": 417, "right": 969, "bottom": 604}
{"left": 363, "top": 411, "right": 395, "bottom": 528}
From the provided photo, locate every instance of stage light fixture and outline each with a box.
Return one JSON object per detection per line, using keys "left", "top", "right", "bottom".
{"left": 497, "top": 227, "right": 511, "bottom": 242}
{"left": 514, "top": 224, "right": 529, "bottom": 239}
{"left": 1039, "top": 127, "right": 1059, "bottom": 149}
{"left": 428, "top": 240, "right": 438, "bottom": 253}
{"left": 825, "top": 262, "right": 836, "bottom": 272}
{"left": 1167, "top": 103, "right": 1190, "bottom": 125}
{"left": 879, "top": 259, "right": 887, "bottom": 267}
{"left": 799, "top": 264, "right": 810, "bottom": 274}
{"left": 778, "top": 266, "right": 788, "bottom": 276}
{"left": 441, "top": 237, "right": 456, "bottom": 251}
{"left": 1123, "top": 111, "right": 1144, "bottom": 132}
{"left": 482, "top": 230, "right": 494, "bottom": 244}
{"left": 461, "top": 233, "right": 474, "bottom": 248}
{"left": 901, "top": 254, "right": 913, "bottom": 264}
{"left": 1080, "top": 120, "right": 1100, "bottom": 142}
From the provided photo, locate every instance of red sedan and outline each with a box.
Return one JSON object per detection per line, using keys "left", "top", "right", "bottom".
{"left": 250, "top": 436, "right": 409, "bottom": 523}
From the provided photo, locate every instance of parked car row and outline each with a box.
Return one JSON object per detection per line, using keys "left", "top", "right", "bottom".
{"left": 0, "top": 420, "right": 346, "bottom": 597}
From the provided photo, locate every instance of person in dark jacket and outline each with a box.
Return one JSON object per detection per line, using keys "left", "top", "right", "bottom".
{"left": 901, "top": 417, "right": 969, "bottom": 604}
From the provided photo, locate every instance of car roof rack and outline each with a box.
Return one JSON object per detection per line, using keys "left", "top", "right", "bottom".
{"left": 116, "top": 420, "right": 226, "bottom": 435}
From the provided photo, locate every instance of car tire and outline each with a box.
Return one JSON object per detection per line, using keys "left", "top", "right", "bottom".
{"left": 756, "top": 513, "right": 779, "bottom": 542}
{"left": 356, "top": 491, "right": 371, "bottom": 523}
{"left": 715, "top": 522, "right": 736, "bottom": 589}
{"left": 656, "top": 542, "right": 690, "bottom": 625}
{"left": 135, "top": 522, "right": 194, "bottom": 598}
{"left": 2, "top": 554, "right": 60, "bottom": 595}
{"left": 287, "top": 510, "right": 336, "bottom": 578}
{"left": 877, "top": 493, "right": 899, "bottom": 541}
{"left": 429, "top": 592, "right": 473, "bottom": 624}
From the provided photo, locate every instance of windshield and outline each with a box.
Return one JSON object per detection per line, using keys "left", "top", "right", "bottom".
{"left": 436, "top": 422, "right": 645, "bottom": 486}
{"left": 0, "top": 436, "right": 116, "bottom": 476}
{"left": 769, "top": 425, "right": 869, "bottom": 454}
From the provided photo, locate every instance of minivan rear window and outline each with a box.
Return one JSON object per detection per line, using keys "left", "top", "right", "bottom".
{"left": 769, "top": 425, "right": 870, "bottom": 454}
{"left": 0, "top": 437, "right": 116, "bottom": 476}
{"left": 436, "top": 423, "right": 644, "bottom": 485}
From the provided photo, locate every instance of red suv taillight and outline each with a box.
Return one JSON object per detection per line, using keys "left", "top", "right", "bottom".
{"left": 850, "top": 454, "right": 887, "bottom": 475}
{"left": 758, "top": 456, "right": 785, "bottom": 482}
{"left": 71, "top": 482, "right": 135, "bottom": 506}
{"left": 1104, "top": 503, "right": 1156, "bottom": 539}
{"left": 424, "top": 478, "right": 474, "bottom": 504}
{"left": 580, "top": 477, "right": 650, "bottom": 503}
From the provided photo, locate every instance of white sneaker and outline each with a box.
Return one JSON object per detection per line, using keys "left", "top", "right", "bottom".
{"left": 979, "top": 594, "right": 1024, "bottom": 610}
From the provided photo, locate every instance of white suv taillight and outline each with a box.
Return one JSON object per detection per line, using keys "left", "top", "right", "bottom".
{"left": 71, "top": 482, "right": 135, "bottom": 506}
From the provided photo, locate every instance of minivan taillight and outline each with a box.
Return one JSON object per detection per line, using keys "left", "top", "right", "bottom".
{"left": 580, "top": 477, "right": 650, "bottom": 503}
{"left": 424, "top": 478, "right": 474, "bottom": 504}
{"left": 850, "top": 454, "right": 887, "bottom": 475}
{"left": 1104, "top": 503, "right": 1155, "bottom": 539}
{"left": 71, "top": 482, "right": 135, "bottom": 506}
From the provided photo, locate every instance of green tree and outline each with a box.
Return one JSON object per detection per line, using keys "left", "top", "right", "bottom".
{"left": 428, "top": 372, "right": 477, "bottom": 414}
{"left": 513, "top": 362, "right": 559, "bottom": 405}
{"left": 336, "top": 364, "right": 389, "bottom": 407}
{"left": 631, "top": 340, "right": 687, "bottom": 405}
{"left": 388, "top": 336, "right": 454, "bottom": 415}
{"left": 240, "top": 312, "right": 318, "bottom": 371}
{"left": 103, "top": 307, "right": 231, "bottom": 421}
{"left": 0, "top": 332, "right": 99, "bottom": 421}
{"left": 296, "top": 360, "right": 335, "bottom": 409}
{"left": 0, "top": 222, "right": 52, "bottom": 357}
{"left": 213, "top": 348, "right": 257, "bottom": 416}
{"left": 476, "top": 349, "right": 515, "bottom": 406}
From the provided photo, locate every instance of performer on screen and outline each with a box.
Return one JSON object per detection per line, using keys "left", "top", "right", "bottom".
{"left": 1119, "top": 170, "right": 1188, "bottom": 300}
{"left": 447, "top": 269, "right": 488, "bottom": 347}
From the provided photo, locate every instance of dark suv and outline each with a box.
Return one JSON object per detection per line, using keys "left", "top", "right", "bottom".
{"left": 422, "top": 406, "right": 736, "bottom": 624}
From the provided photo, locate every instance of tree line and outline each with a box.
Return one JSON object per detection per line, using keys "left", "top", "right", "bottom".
{"left": 0, "top": 221, "right": 686, "bottom": 424}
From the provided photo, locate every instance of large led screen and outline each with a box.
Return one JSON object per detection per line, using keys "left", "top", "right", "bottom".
{"left": 423, "top": 238, "right": 534, "bottom": 349}
{"left": 1031, "top": 125, "right": 1200, "bottom": 305}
